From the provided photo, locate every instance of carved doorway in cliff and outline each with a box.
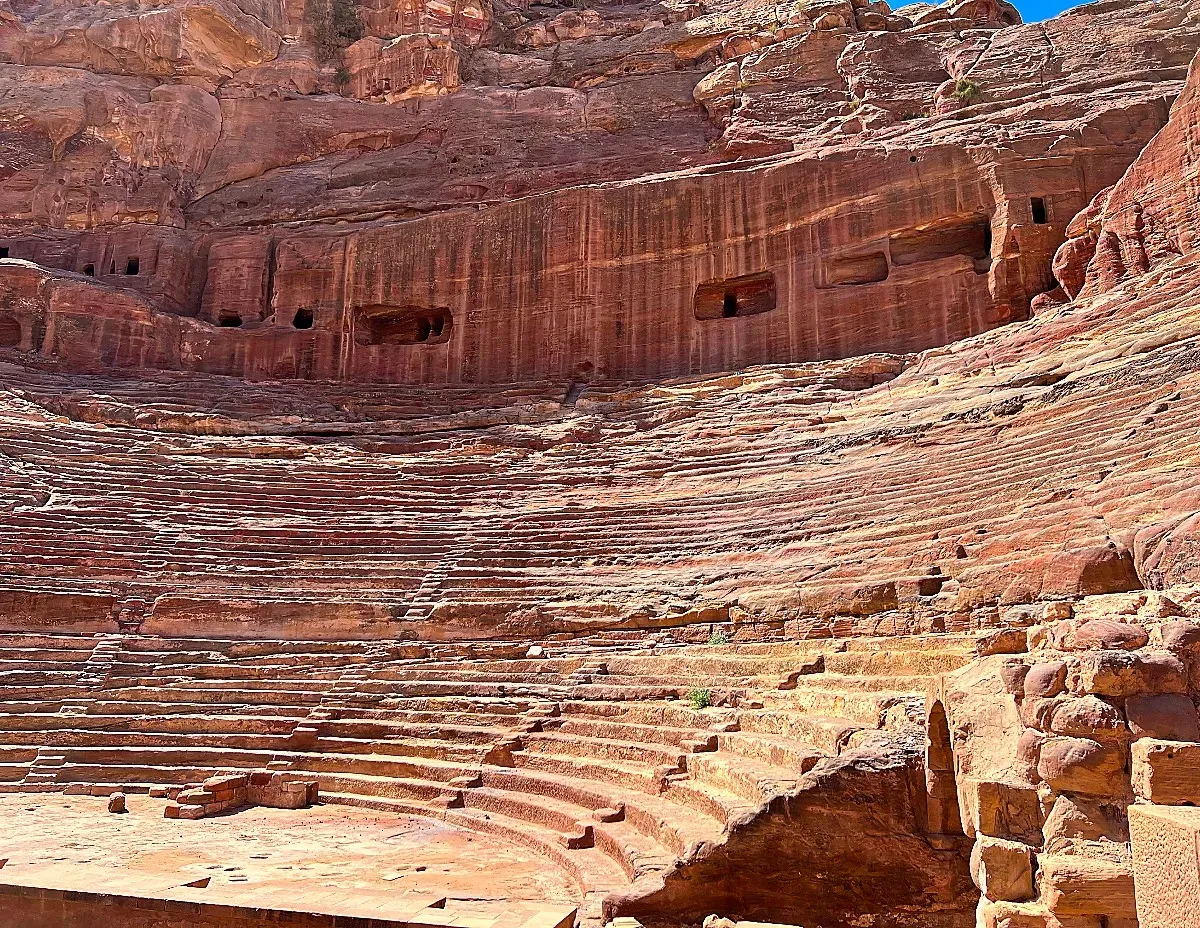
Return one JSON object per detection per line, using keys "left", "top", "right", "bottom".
{"left": 0, "top": 315, "right": 21, "bottom": 348}
{"left": 925, "top": 700, "right": 964, "bottom": 838}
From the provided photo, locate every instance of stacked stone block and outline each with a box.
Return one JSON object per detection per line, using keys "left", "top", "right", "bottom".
{"left": 164, "top": 770, "right": 318, "bottom": 820}
{"left": 932, "top": 592, "right": 1200, "bottom": 927}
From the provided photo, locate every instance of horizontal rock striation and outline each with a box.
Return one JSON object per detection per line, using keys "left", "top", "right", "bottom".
{"left": 4, "top": 1, "right": 1200, "bottom": 925}
{"left": 1, "top": 0, "right": 1198, "bottom": 382}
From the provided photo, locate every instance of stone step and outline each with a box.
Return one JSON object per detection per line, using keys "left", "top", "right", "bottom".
{"left": 313, "top": 735, "right": 491, "bottom": 763}
{"left": 686, "top": 752, "right": 816, "bottom": 804}
{"left": 761, "top": 690, "right": 917, "bottom": 727}
{"left": 822, "top": 649, "right": 973, "bottom": 676}
{"left": 299, "top": 770, "right": 450, "bottom": 803}
{"left": 520, "top": 732, "right": 686, "bottom": 768}
{"left": 442, "top": 804, "right": 632, "bottom": 897}
{"left": 513, "top": 751, "right": 663, "bottom": 793}
{"left": 466, "top": 785, "right": 676, "bottom": 880}
{"left": 735, "top": 710, "right": 864, "bottom": 754}
{"left": 714, "top": 732, "right": 824, "bottom": 770}
{"left": 478, "top": 766, "right": 731, "bottom": 857}
{"left": 0, "top": 712, "right": 297, "bottom": 736}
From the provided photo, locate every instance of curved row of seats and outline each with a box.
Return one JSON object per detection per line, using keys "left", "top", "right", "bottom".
{"left": 0, "top": 630, "right": 979, "bottom": 923}
{"left": 0, "top": 327, "right": 1194, "bottom": 631}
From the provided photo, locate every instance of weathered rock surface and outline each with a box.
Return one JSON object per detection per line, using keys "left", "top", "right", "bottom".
{"left": 2, "top": 0, "right": 1199, "bottom": 385}
{"left": 1, "top": 0, "right": 1200, "bottom": 925}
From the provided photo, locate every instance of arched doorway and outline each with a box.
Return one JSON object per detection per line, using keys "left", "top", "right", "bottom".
{"left": 925, "top": 700, "right": 964, "bottom": 837}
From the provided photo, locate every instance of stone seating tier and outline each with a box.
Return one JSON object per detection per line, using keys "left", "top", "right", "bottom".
{"left": 0, "top": 631, "right": 982, "bottom": 924}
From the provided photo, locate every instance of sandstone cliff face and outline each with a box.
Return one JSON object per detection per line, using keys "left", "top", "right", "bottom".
{"left": 1, "top": 0, "right": 1198, "bottom": 383}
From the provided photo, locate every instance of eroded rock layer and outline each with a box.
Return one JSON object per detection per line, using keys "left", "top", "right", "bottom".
{"left": 2, "top": 0, "right": 1199, "bottom": 382}
{"left": 4, "top": 0, "right": 1200, "bottom": 926}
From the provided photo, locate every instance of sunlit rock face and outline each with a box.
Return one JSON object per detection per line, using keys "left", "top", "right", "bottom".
{"left": 2, "top": 0, "right": 1198, "bottom": 383}
{"left": 3, "top": 4, "right": 1200, "bottom": 927}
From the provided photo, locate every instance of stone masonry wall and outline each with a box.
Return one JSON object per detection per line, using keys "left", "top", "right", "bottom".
{"left": 928, "top": 587, "right": 1200, "bottom": 927}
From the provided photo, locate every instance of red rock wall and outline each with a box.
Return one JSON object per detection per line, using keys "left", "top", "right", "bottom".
{"left": 0, "top": 143, "right": 1131, "bottom": 383}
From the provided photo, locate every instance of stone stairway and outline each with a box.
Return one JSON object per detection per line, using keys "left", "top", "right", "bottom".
{"left": 0, "top": 629, "right": 983, "bottom": 924}
{"left": 3, "top": 330, "right": 1196, "bottom": 642}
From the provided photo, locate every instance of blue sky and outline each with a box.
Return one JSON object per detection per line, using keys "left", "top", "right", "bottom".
{"left": 1014, "top": 0, "right": 1079, "bottom": 21}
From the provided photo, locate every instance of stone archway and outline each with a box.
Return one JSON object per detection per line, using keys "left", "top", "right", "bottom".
{"left": 925, "top": 699, "right": 964, "bottom": 838}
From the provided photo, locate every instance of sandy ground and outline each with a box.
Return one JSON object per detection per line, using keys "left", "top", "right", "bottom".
{"left": 0, "top": 794, "right": 578, "bottom": 905}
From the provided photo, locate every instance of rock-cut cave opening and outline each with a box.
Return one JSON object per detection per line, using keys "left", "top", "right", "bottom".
{"left": 694, "top": 271, "right": 778, "bottom": 320}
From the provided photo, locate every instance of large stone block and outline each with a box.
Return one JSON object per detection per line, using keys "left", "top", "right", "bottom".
{"left": 1160, "top": 620, "right": 1200, "bottom": 652}
{"left": 1048, "top": 696, "right": 1127, "bottom": 740}
{"left": 971, "top": 836, "right": 1034, "bottom": 902}
{"left": 1070, "top": 620, "right": 1148, "bottom": 651}
{"left": 959, "top": 777, "right": 1042, "bottom": 843}
{"left": 1023, "top": 661, "right": 1067, "bottom": 698}
{"left": 976, "top": 899, "right": 1052, "bottom": 928}
{"left": 1038, "top": 854, "right": 1137, "bottom": 918}
{"left": 1126, "top": 695, "right": 1200, "bottom": 741}
{"left": 1129, "top": 804, "right": 1200, "bottom": 928}
{"left": 1073, "top": 650, "right": 1187, "bottom": 697}
{"left": 1132, "top": 739, "right": 1200, "bottom": 803}
{"left": 1042, "top": 794, "right": 1128, "bottom": 852}
{"left": 1037, "top": 737, "right": 1127, "bottom": 796}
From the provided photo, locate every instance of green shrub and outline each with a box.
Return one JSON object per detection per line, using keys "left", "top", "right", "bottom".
{"left": 335, "top": 66, "right": 351, "bottom": 86}
{"left": 689, "top": 687, "right": 713, "bottom": 710}
{"left": 707, "top": 631, "right": 729, "bottom": 646}
{"left": 952, "top": 78, "right": 981, "bottom": 103}
{"left": 307, "top": 0, "right": 365, "bottom": 61}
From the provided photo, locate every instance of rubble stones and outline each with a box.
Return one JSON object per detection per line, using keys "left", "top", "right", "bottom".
{"left": 164, "top": 770, "right": 318, "bottom": 820}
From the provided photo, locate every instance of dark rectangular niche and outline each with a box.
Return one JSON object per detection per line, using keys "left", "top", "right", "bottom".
{"left": 1031, "top": 197, "right": 1048, "bottom": 225}
{"left": 825, "top": 251, "right": 890, "bottom": 286}
{"left": 693, "top": 271, "right": 777, "bottom": 321}
{"left": 890, "top": 214, "right": 992, "bottom": 268}
{"left": 356, "top": 305, "right": 454, "bottom": 346}
{"left": 0, "top": 247, "right": 9, "bottom": 259}
{"left": 0, "top": 315, "right": 20, "bottom": 347}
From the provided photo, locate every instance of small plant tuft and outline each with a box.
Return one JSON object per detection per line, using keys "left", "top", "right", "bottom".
{"left": 707, "top": 631, "right": 729, "bottom": 646}
{"left": 689, "top": 687, "right": 713, "bottom": 710}
{"left": 335, "top": 66, "right": 351, "bottom": 86}
{"left": 952, "top": 78, "right": 981, "bottom": 103}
